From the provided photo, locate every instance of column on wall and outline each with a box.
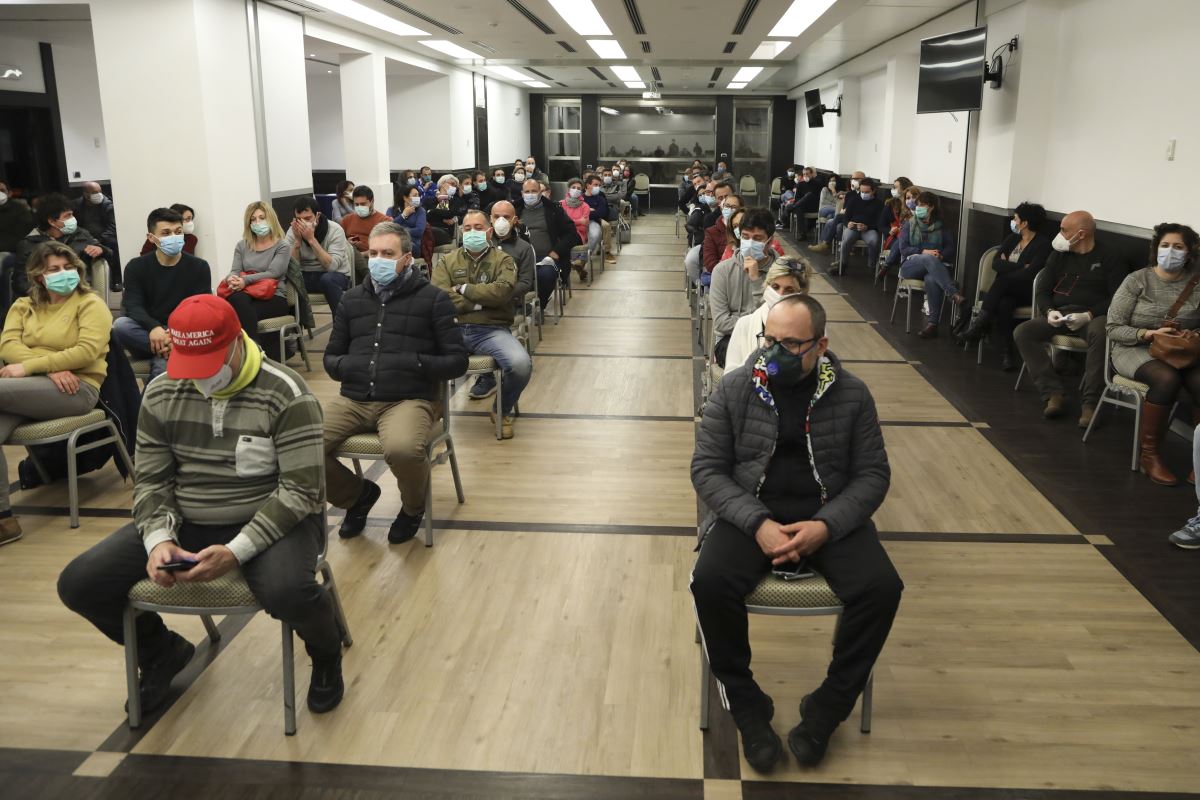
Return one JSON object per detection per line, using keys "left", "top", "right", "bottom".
{"left": 881, "top": 55, "right": 918, "bottom": 181}
{"left": 340, "top": 51, "right": 391, "bottom": 211}
{"left": 257, "top": 3, "right": 314, "bottom": 197}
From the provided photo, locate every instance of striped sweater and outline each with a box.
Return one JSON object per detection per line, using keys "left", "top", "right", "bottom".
{"left": 133, "top": 358, "right": 325, "bottom": 563}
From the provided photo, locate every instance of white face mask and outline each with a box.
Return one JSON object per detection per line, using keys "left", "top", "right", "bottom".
{"left": 850, "top": 179, "right": 860, "bottom": 190}
{"left": 763, "top": 286, "right": 784, "bottom": 308}
{"left": 1051, "top": 231, "right": 1074, "bottom": 253}
{"left": 0, "top": 192, "right": 8, "bottom": 206}
{"left": 193, "top": 341, "right": 238, "bottom": 398}
{"left": 493, "top": 217, "right": 512, "bottom": 238}
{"left": 89, "top": 192, "right": 105, "bottom": 204}
{"left": 182, "top": 220, "right": 195, "bottom": 235}
{"left": 447, "top": 185, "right": 458, "bottom": 197}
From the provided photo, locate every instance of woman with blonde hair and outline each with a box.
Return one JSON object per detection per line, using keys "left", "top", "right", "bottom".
{"left": 724, "top": 257, "right": 812, "bottom": 369}
{"left": 226, "top": 200, "right": 290, "bottom": 360}
{"left": 0, "top": 242, "right": 112, "bottom": 544}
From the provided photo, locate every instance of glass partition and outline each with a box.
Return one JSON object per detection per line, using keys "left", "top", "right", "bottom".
{"left": 545, "top": 98, "right": 582, "bottom": 183}
{"left": 599, "top": 97, "right": 717, "bottom": 187}
{"left": 732, "top": 100, "right": 772, "bottom": 206}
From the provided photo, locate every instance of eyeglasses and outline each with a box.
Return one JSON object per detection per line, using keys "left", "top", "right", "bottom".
{"left": 1052, "top": 274, "right": 1079, "bottom": 296}
{"left": 756, "top": 332, "right": 819, "bottom": 356}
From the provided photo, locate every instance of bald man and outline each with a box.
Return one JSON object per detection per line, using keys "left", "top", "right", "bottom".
{"left": 809, "top": 170, "right": 866, "bottom": 253}
{"left": 692, "top": 294, "right": 900, "bottom": 773}
{"left": 1013, "top": 210, "right": 1125, "bottom": 425}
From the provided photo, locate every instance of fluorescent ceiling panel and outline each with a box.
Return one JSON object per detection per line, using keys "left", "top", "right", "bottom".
{"left": 727, "top": 82, "right": 747, "bottom": 89}
{"left": 768, "top": 0, "right": 837, "bottom": 37}
{"left": 731, "top": 66, "right": 763, "bottom": 83}
{"left": 587, "top": 39, "right": 627, "bottom": 59}
{"left": 751, "top": 40, "right": 791, "bottom": 59}
{"left": 310, "top": 0, "right": 429, "bottom": 36}
{"left": 547, "top": 0, "right": 612, "bottom": 36}
{"left": 624, "top": 81, "right": 646, "bottom": 88}
{"left": 600, "top": 106, "right": 620, "bottom": 115}
{"left": 524, "top": 80, "right": 551, "bottom": 88}
{"left": 488, "top": 65, "right": 533, "bottom": 81}
{"left": 611, "top": 65, "right": 641, "bottom": 82}
{"left": 419, "top": 40, "right": 481, "bottom": 59}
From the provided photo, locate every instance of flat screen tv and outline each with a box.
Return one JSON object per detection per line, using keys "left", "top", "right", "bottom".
{"left": 804, "top": 88, "right": 824, "bottom": 128}
{"left": 917, "top": 26, "right": 987, "bottom": 114}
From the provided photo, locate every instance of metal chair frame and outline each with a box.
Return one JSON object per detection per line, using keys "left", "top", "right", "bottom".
{"left": 1081, "top": 336, "right": 1176, "bottom": 471}
{"left": 1013, "top": 267, "right": 1089, "bottom": 391}
{"left": 257, "top": 284, "right": 311, "bottom": 372}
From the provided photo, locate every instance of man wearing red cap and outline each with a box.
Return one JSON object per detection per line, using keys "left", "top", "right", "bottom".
{"left": 58, "top": 294, "right": 348, "bottom": 717}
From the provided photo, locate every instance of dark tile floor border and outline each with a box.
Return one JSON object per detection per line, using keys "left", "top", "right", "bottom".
{"left": 742, "top": 782, "right": 1200, "bottom": 800}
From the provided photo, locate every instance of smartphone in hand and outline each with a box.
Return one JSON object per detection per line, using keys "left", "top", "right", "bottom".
{"left": 157, "top": 559, "right": 198, "bottom": 572}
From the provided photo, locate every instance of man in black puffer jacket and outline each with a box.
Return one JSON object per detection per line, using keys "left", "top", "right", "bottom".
{"left": 691, "top": 294, "right": 902, "bottom": 774}
{"left": 322, "top": 221, "right": 468, "bottom": 545}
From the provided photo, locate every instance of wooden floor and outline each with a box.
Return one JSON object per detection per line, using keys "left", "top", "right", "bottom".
{"left": 1, "top": 213, "right": 1198, "bottom": 799}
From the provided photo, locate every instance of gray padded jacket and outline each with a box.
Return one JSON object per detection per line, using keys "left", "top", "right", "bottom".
{"left": 692, "top": 349, "right": 890, "bottom": 543}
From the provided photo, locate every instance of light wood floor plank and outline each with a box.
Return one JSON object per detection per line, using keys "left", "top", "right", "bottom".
{"left": 826, "top": 322, "right": 904, "bottom": 362}
{"left": 535, "top": 317, "right": 694, "bottom": 358}
{"left": 562, "top": 290, "right": 691, "bottom": 319}
{"left": 851, "top": 363, "right": 966, "bottom": 424}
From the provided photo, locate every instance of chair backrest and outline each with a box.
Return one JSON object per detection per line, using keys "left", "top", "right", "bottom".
{"left": 284, "top": 281, "right": 302, "bottom": 322}
{"left": 1030, "top": 266, "right": 1050, "bottom": 317}
{"left": 974, "top": 245, "right": 1001, "bottom": 302}
{"left": 634, "top": 173, "right": 650, "bottom": 191}
{"left": 770, "top": 177, "right": 782, "bottom": 197}
{"left": 739, "top": 175, "right": 757, "bottom": 194}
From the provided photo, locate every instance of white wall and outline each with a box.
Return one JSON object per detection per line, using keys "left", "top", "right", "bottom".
{"left": 0, "top": 34, "right": 46, "bottom": 93}
{"left": 447, "top": 70, "right": 476, "bottom": 167}
{"left": 853, "top": 69, "right": 887, "bottom": 179}
{"left": 258, "top": 3, "right": 313, "bottom": 193}
{"left": 387, "top": 74, "right": 453, "bottom": 167}
{"left": 797, "top": 81, "right": 841, "bottom": 171}
{"left": 306, "top": 72, "right": 344, "bottom": 170}
{"left": 485, "top": 77, "right": 530, "bottom": 165}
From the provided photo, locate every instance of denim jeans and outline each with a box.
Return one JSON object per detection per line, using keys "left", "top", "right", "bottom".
{"left": 302, "top": 270, "right": 350, "bottom": 314}
{"left": 818, "top": 205, "right": 836, "bottom": 221}
{"left": 839, "top": 227, "right": 880, "bottom": 269}
{"left": 899, "top": 254, "right": 959, "bottom": 325}
{"left": 820, "top": 213, "right": 846, "bottom": 245}
{"left": 461, "top": 323, "right": 532, "bottom": 416}
{"left": 535, "top": 263, "right": 560, "bottom": 311}
{"left": 112, "top": 315, "right": 167, "bottom": 381}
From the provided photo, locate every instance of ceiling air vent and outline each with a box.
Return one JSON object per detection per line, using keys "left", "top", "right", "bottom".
{"left": 557, "top": 40, "right": 576, "bottom": 53}
{"left": 378, "top": 0, "right": 461, "bottom": 35}
{"left": 723, "top": 41, "right": 736, "bottom": 54}
{"left": 622, "top": 0, "right": 646, "bottom": 35}
{"left": 526, "top": 67, "right": 554, "bottom": 81}
{"left": 640, "top": 40, "right": 652, "bottom": 53}
{"left": 710, "top": 67, "right": 723, "bottom": 82}
{"left": 732, "top": 0, "right": 760, "bottom": 35}
{"left": 588, "top": 66, "right": 608, "bottom": 81}
{"left": 507, "top": 0, "right": 555, "bottom": 34}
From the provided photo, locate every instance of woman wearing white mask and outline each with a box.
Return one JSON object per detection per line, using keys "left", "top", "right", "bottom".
{"left": 330, "top": 181, "right": 355, "bottom": 223}
{"left": 0, "top": 242, "right": 111, "bottom": 545}
{"left": 226, "top": 202, "right": 290, "bottom": 361}
{"left": 724, "top": 258, "right": 812, "bottom": 370}
{"left": 1105, "top": 223, "right": 1200, "bottom": 485}
{"left": 427, "top": 175, "right": 464, "bottom": 246}
{"left": 139, "top": 203, "right": 198, "bottom": 256}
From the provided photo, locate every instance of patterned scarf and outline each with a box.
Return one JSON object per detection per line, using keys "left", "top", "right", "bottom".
{"left": 563, "top": 195, "right": 584, "bottom": 209}
{"left": 907, "top": 218, "right": 944, "bottom": 251}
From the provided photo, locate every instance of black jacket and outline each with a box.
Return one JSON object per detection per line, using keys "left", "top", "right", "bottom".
{"left": 324, "top": 272, "right": 468, "bottom": 402}
{"left": 514, "top": 197, "right": 581, "bottom": 268}
{"left": 1037, "top": 241, "right": 1126, "bottom": 316}
{"left": 993, "top": 231, "right": 1052, "bottom": 277}
{"left": 13, "top": 228, "right": 110, "bottom": 297}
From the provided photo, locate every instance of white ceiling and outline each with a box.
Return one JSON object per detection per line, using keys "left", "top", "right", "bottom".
{"left": 281, "top": 0, "right": 968, "bottom": 93}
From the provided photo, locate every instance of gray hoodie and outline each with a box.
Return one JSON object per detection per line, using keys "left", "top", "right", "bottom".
{"left": 709, "top": 249, "right": 775, "bottom": 337}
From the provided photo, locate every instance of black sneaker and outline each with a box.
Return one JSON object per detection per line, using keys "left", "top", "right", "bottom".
{"left": 307, "top": 651, "right": 344, "bottom": 713}
{"left": 338, "top": 480, "right": 381, "bottom": 539}
{"left": 787, "top": 693, "right": 836, "bottom": 767}
{"left": 387, "top": 510, "right": 424, "bottom": 544}
{"left": 137, "top": 632, "right": 195, "bottom": 713}
{"left": 731, "top": 694, "right": 783, "bottom": 774}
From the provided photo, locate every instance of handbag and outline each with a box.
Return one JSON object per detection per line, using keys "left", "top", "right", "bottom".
{"left": 1149, "top": 272, "right": 1200, "bottom": 369}
{"left": 217, "top": 274, "right": 278, "bottom": 301}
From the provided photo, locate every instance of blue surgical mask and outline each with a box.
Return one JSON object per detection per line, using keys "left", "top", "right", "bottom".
{"left": 354, "top": 205, "right": 371, "bottom": 218}
{"left": 914, "top": 206, "right": 929, "bottom": 221}
{"left": 158, "top": 234, "right": 185, "bottom": 256}
{"left": 523, "top": 193, "right": 541, "bottom": 207}
{"left": 603, "top": 176, "right": 612, "bottom": 185}
{"left": 905, "top": 199, "right": 917, "bottom": 210}
{"left": 447, "top": 185, "right": 458, "bottom": 197}
{"left": 568, "top": 188, "right": 582, "bottom": 199}
{"left": 590, "top": 186, "right": 601, "bottom": 196}
{"left": 59, "top": 216, "right": 78, "bottom": 235}
{"left": 739, "top": 238, "right": 766, "bottom": 260}
{"left": 250, "top": 221, "right": 271, "bottom": 236}
{"left": 407, "top": 177, "right": 417, "bottom": 186}
{"left": 44, "top": 269, "right": 81, "bottom": 295}
{"left": 369, "top": 256, "right": 399, "bottom": 285}
{"left": 477, "top": 181, "right": 488, "bottom": 192}
{"left": 494, "top": 176, "right": 506, "bottom": 185}
{"left": 1010, "top": 220, "right": 1020, "bottom": 234}
{"left": 462, "top": 185, "right": 472, "bottom": 195}
{"left": 1158, "top": 246, "right": 1188, "bottom": 273}
{"left": 721, "top": 206, "right": 735, "bottom": 221}
{"left": 860, "top": 191, "right": 872, "bottom": 201}
{"left": 462, "top": 229, "right": 488, "bottom": 251}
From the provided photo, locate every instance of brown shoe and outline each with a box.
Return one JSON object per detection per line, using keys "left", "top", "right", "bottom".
{"left": 1078, "top": 404, "right": 1096, "bottom": 429}
{"left": 1138, "top": 401, "right": 1178, "bottom": 485}
{"left": 0, "top": 516, "right": 22, "bottom": 547}
{"left": 1043, "top": 393, "right": 1066, "bottom": 419}
{"left": 917, "top": 322, "right": 938, "bottom": 339}
{"left": 604, "top": 253, "right": 617, "bottom": 264}
{"left": 807, "top": 242, "right": 830, "bottom": 254}
{"left": 488, "top": 410, "right": 515, "bottom": 440}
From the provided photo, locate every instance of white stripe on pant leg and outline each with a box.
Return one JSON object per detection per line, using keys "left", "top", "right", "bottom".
{"left": 690, "top": 567, "right": 731, "bottom": 712}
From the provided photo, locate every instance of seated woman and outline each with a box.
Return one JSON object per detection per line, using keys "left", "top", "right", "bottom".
{"left": 897, "top": 191, "right": 963, "bottom": 339}
{"left": 560, "top": 177, "right": 592, "bottom": 282}
{"left": 958, "top": 202, "right": 1052, "bottom": 370}
{"left": 226, "top": 202, "right": 290, "bottom": 361}
{"left": 389, "top": 184, "right": 427, "bottom": 247}
{"left": 0, "top": 242, "right": 112, "bottom": 545}
{"left": 879, "top": 184, "right": 919, "bottom": 279}
{"left": 1105, "top": 223, "right": 1200, "bottom": 486}
{"left": 724, "top": 257, "right": 812, "bottom": 369}
{"left": 330, "top": 180, "right": 355, "bottom": 223}
{"left": 426, "top": 175, "right": 465, "bottom": 247}
{"left": 818, "top": 176, "right": 838, "bottom": 221}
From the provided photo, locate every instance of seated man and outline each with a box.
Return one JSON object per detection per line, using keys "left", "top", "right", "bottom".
{"left": 686, "top": 181, "right": 716, "bottom": 248}
{"left": 835, "top": 177, "right": 885, "bottom": 271}
{"left": 286, "top": 196, "right": 352, "bottom": 313}
{"left": 691, "top": 293, "right": 901, "bottom": 773}
{"left": 584, "top": 174, "right": 617, "bottom": 265}
{"left": 809, "top": 170, "right": 865, "bottom": 254}
{"left": 58, "top": 294, "right": 347, "bottom": 718}
{"left": 114, "top": 207, "right": 212, "bottom": 383}
{"left": 516, "top": 179, "right": 581, "bottom": 311}
{"left": 710, "top": 208, "right": 778, "bottom": 367}
{"left": 0, "top": 179, "right": 33, "bottom": 254}
{"left": 74, "top": 181, "right": 119, "bottom": 269}
{"left": 339, "top": 185, "right": 391, "bottom": 283}
{"left": 432, "top": 210, "right": 532, "bottom": 439}
{"left": 323, "top": 222, "right": 467, "bottom": 543}
{"left": 471, "top": 200, "right": 537, "bottom": 400}
{"left": 1013, "top": 210, "right": 1125, "bottom": 424}
{"left": 11, "top": 193, "right": 109, "bottom": 301}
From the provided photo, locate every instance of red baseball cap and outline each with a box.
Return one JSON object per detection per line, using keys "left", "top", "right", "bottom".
{"left": 166, "top": 295, "right": 242, "bottom": 379}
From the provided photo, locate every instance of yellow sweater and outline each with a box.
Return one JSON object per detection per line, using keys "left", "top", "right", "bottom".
{"left": 0, "top": 291, "right": 111, "bottom": 388}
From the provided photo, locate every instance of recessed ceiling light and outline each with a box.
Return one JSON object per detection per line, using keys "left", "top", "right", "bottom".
{"left": 524, "top": 80, "right": 551, "bottom": 88}
{"left": 611, "top": 66, "right": 641, "bottom": 82}
{"left": 327, "top": 69, "right": 334, "bottom": 74}
{"left": 308, "top": 52, "right": 316, "bottom": 57}
{"left": 488, "top": 65, "right": 533, "bottom": 81}
{"left": 751, "top": 41, "right": 791, "bottom": 59}
{"left": 731, "top": 66, "right": 763, "bottom": 83}
{"left": 419, "top": 40, "right": 481, "bottom": 59}
{"left": 547, "top": 0, "right": 611, "bottom": 36}
{"left": 727, "top": 82, "right": 747, "bottom": 89}
{"left": 768, "top": 0, "right": 837, "bottom": 37}
{"left": 587, "top": 39, "right": 627, "bottom": 59}
{"left": 623, "top": 81, "right": 646, "bottom": 89}
{"left": 600, "top": 106, "right": 620, "bottom": 115}
{"left": 309, "top": 0, "right": 428, "bottom": 36}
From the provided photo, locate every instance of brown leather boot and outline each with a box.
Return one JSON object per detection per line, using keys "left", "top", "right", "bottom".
{"left": 1138, "top": 401, "right": 1178, "bottom": 486}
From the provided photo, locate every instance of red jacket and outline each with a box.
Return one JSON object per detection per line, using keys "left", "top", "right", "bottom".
{"left": 702, "top": 221, "right": 728, "bottom": 272}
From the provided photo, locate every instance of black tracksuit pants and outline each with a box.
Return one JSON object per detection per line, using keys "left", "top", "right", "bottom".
{"left": 691, "top": 518, "right": 902, "bottom": 724}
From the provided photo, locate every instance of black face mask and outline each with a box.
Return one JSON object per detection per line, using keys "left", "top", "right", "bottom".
{"left": 763, "top": 342, "right": 817, "bottom": 387}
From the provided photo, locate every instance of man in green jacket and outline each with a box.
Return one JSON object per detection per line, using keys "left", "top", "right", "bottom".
{"left": 431, "top": 209, "right": 531, "bottom": 439}
{"left": 58, "top": 295, "right": 349, "bottom": 718}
